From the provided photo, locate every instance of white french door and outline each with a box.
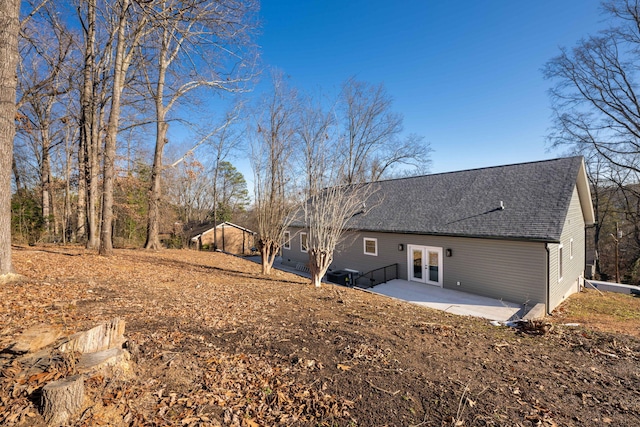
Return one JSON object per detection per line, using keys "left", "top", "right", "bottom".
{"left": 408, "top": 245, "right": 443, "bottom": 287}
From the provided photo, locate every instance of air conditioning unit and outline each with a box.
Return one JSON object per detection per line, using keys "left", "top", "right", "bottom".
{"left": 326, "top": 270, "right": 353, "bottom": 287}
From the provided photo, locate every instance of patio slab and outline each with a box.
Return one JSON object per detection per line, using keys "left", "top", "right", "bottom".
{"left": 364, "top": 279, "right": 524, "bottom": 322}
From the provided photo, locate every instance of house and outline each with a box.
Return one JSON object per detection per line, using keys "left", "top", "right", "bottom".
{"left": 186, "top": 221, "right": 256, "bottom": 255}
{"left": 283, "top": 156, "right": 595, "bottom": 314}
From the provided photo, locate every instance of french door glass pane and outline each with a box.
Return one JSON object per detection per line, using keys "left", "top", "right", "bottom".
{"left": 412, "top": 249, "right": 422, "bottom": 279}
{"left": 428, "top": 251, "right": 439, "bottom": 282}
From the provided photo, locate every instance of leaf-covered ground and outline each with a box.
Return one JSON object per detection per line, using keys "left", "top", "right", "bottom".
{"left": 1, "top": 246, "right": 639, "bottom": 426}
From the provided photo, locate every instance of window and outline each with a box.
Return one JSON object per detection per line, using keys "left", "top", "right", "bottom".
{"left": 300, "top": 232, "right": 308, "bottom": 253}
{"left": 569, "top": 238, "right": 574, "bottom": 260}
{"left": 558, "top": 244, "right": 564, "bottom": 281}
{"left": 283, "top": 231, "right": 291, "bottom": 250}
{"left": 363, "top": 237, "right": 378, "bottom": 256}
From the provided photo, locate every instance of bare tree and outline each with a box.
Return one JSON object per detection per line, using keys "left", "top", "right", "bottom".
{"left": 544, "top": 1, "right": 640, "bottom": 173}
{"left": 338, "top": 77, "right": 431, "bottom": 184}
{"left": 296, "top": 92, "right": 377, "bottom": 287}
{"left": 205, "top": 108, "right": 245, "bottom": 249}
{"left": 304, "top": 183, "right": 374, "bottom": 287}
{"left": 99, "top": 0, "right": 150, "bottom": 256}
{"left": 142, "top": 0, "right": 258, "bottom": 250}
{"left": 0, "top": 0, "right": 20, "bottom": 276}
{"left": 16, "top": 4, "right": 74, "bottom": 240}
{"left": 77, "top": 0, "right": 99, "bottom": 247}
{"left": 544, "top": 0, "right": 640, "bottom": 282}
{"left": 297, "top": 92, "right": 336, "bottom": 191}
{"left": 251, "top": 73, "right": 299, "bottom": 274}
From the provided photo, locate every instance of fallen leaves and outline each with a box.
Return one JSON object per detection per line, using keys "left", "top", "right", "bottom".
{"left": 1, "top": 247, "right": 639, "bottom": 426}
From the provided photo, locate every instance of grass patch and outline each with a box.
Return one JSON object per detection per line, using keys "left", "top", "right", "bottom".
{"left": 565, "top": 289, "right": 640, "bottom": 320}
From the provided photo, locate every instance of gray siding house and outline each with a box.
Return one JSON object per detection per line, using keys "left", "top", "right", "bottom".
{"left": 283, "top": 156, "right": 595, "bottom": 314}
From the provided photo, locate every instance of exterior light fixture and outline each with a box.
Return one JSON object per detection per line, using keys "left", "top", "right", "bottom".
{"left": 446, "top": 249, "right": 452, "bottom": 257}
{"left": 398, "top": 244, "right": 404, "bottom": 251}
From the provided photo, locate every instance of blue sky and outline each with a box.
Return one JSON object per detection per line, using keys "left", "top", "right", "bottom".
{"left": 257, "top": 1, "right": 607, "bottom": 174}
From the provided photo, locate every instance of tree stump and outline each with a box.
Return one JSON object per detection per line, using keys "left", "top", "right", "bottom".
{"left": 58, "top": 318, "right": 125, "bottom": 354}
{"left": 41, "top": 374, "right": 84, "bottom": 426}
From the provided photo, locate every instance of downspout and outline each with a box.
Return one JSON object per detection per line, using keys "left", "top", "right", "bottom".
{"left": 545, "top": 243, "right": 551, "bottom": 315}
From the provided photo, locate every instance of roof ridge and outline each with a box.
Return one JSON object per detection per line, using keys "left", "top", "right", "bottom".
{"left": 375, "top": 156, "right": 582, "bottom": 184}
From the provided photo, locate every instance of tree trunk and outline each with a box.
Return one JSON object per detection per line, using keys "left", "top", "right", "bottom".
{"left": 0, "top": 0, "right": 20, "bottom": 276}
{"left": 309, "top": 249, "right": 331, "bottom": 288}
{"left": 99, "top": 0, "right": 130, "bottom": 256}
{"left": 11, "top": 155, "right": 21, "bottom": 192}
{"left": 144, "top": 121, "right": 167, "bottom": 250}
{"left": 144, "top": 53, "right": 168, "bottom": 250}
{"left": 86, "top": 114, "right": 100, "bottom": 249}
{"left": 80, "top": 0, "right": 98, "bottom": 248}
{"left": 63, "top": 132, "right": 73, "bottom": 243}
{"left": 41, "top": 375, "right": 85, "bottom": 426}
{"left": 41, "top": 123, "right": 52, "bottom": 237}
{"left": 260, "top": 241, "right": 273, "bottom": 275}
{"left": 77, "top": 134, "right": 87, "bottom": 242}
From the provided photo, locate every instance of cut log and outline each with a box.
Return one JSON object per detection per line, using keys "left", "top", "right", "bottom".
{"left": 77, "top": 347, "right": 130, "bottom": 374}
{"left": 5, "top": 324, "right": 63, "bottom": 355}
{"left": 58, "top": 318, "right": 125, "bottom": 354}
{"left": 41, "top": 374, "right": 85, "bottom": 426}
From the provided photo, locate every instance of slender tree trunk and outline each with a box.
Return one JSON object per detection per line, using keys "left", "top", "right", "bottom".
{"left": 99, "top": 0, "right": 130, "bottom": 256}
{"left": 145, "top": 121, "right": 167, "bottom": 249}
{"left": 11, "top": 156, "right": 21, "bottom": 192}
{"left": 86, "top": 113, "right": 100, "bottom": 248}
{"left": 77, "top": 132, "right": 87, "bottom": 242}
{"left": 41, "top": 123, "right": 52, "bottom": 237}
{"left": 0, "top": 0, "right": 20, "bottom": 275}
{"left": 80, "top": 0, "right": 98, "bottom": 248}
{"left": 63, "top": 131, "right": 73, "bottom": 244}
{"left": 145, "top": 46, "right": 168, "bottom": 250}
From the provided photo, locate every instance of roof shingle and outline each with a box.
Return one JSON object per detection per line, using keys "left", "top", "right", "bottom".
{"left": 344, "top": 156, "right": 585, "bottom": 242}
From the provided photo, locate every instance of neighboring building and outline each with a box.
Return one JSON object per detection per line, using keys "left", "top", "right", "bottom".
{"left": 284, "top": 157, "right": 595, "bottom": 314}
{"left": 186, "top": 221, "right": 256, "bottom": 255}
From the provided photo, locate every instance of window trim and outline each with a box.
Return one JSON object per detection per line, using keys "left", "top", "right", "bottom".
{"left": 569, "top": 238, "right": 574, "bottom": 260}
{"left": 300, "top": 232, "right": 308, "bottom": 253}
{"left": 558, "top": 244, "right": 564, "bottom": 281}
{"left": 283, "top": 231, "right": 291, "bottom": 250}
{"left": 363, "top": 237, "right": 378, "bottom": 256}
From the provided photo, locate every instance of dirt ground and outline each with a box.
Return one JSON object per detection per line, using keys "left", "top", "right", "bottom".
{"left": 1, "top": 247, "right": 639, "bottom": 426}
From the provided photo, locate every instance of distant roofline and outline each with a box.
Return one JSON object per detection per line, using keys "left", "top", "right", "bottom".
{"left": 373, "top": 156, "right": 581, "bottom": 184}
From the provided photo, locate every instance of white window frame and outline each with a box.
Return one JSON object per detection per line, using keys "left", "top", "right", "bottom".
{"left": 283, "top": 231, "right": 291, "bottom": 250}
{"left": 558, "top": 244, "right": 564, "bottom": 281}
{"left": 300, "top": 232, "right": 308, "bottom": 253}
{"left": 569, "top": 238, "right": 574, "bottom": 260}
{"left": 363, "top": 237, "right": 378, "bottom": 256}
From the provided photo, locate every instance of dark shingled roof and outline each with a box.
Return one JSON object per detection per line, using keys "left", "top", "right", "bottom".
{"left": 344, "top": 156, "right": 586, "bottom": 242}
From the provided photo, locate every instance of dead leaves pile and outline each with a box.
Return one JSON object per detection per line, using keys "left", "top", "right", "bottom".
{"left": 122, "top": 331, "right": 356, "bottom": 427}
{"left": 0, "top": 350, "right": 80, "bottom": 425}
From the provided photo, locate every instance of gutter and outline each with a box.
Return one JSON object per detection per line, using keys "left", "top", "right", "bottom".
{"left": 545, "top": 243, "right": 550, "bottom": 315}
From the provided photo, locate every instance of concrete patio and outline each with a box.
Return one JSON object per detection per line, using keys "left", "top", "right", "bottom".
{"left": 247, "top": 256, "right": 525, "bottom": 322}
{"left": 362, "top": 279, "right": 525, "bottom": 322}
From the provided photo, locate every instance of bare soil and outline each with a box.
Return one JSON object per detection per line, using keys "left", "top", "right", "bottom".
{"left": 1, "top": 247, "right": 639, "bottom": 426}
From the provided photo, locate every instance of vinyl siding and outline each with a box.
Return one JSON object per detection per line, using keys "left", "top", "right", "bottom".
{"left": 285, "top": 227, "right": 548, "bottom": 307}
{"left": 548, "top": 187, "right": 586, "bottom": 311}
